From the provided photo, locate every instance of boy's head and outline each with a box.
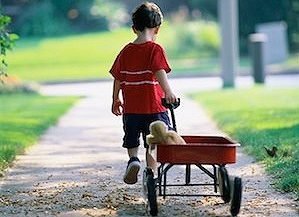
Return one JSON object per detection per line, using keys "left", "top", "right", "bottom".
{"left": 132, "top": 2, "right": 163, "bottom": 32}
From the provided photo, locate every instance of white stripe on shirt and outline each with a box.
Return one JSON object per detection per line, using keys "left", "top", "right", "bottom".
{"left": 120, "top": 81, "right": 159, "bottom": 85}
{"left": 120, "top": 70, "right": 152, "bottom": 75}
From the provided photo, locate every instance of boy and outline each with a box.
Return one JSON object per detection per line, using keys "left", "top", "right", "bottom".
{"left": 110, "top": 2, "right": 177, "bottom": 184}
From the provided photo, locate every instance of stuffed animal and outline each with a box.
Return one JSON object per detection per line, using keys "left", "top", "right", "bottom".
{"left": 146, "top": 120, "right": 186, "bottom": 146}
{"left": 145, "top": 120, "right": 186, "bottom": 173}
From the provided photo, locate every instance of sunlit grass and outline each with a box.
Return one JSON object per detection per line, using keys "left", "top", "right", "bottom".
{"left": 7, "top": 29, "right": 132, "bottom": 82}
{"left": 0, "top": 94, "right": 78, "bottom": 171}
{"left": 192, "top": 87, "right": 299, "bottom": 197}
{"left": 7, "top": 22, "right": 222, "bottom": 83}
{"left": 6, "top": 22, "right": 298, "bottom": 83}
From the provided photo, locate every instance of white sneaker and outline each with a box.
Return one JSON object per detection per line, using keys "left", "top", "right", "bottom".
{"left": 123, "top": 157, "right": 141, "bottom": 184}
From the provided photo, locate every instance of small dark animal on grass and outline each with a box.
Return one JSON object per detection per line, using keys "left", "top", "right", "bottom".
{"left": 264, "top": 146, "right": 278, "bottom": 157}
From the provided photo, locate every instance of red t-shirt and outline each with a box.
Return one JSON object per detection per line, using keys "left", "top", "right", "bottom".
{"left": 110, "top": 41, "right": 171, "bottom": 114}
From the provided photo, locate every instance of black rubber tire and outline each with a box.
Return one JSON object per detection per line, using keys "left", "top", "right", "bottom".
{"left": 142, "top": 169, "right": 148, "bottom": 199}
{"left": 146, "top": 169, "right": 158, "bottom": 216}
{"left": 230, "top": 177, "right": 242, "bottom": 217}
{"left": 218, "top": 166, "right": 230, "bottom": 203}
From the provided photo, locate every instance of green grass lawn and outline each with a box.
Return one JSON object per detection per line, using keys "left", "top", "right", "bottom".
{"left": 0, "top": 93, "right": 78, "bottom": 172}
{"left": 6, "top": 24, "right": 298, "bottom": 83}
{"left": 192, "top": 87, "right": 299, "bottom": 198}
{"left": 6, "top": 25, "right": 221, "bottom": 83}
{"left": 7, "top": 29, "right": 132, "bottom": 82}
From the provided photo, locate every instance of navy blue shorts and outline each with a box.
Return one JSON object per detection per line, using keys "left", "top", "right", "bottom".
{"left": 122, "top": 112, "right": 172, "bottom": 149}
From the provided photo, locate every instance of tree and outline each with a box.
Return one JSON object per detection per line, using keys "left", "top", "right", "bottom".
{"left": 0, "top": 11, "right": 18, "bottom": 80}
{"left": 1, "top": 0, "right": 109, "bottom": 36}
{"left": 187, "top": 0, "right": 217, "bottom": 20}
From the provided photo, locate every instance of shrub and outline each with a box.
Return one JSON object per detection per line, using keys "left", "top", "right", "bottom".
{"left": 0, "top": 75, "right": 39, "bottom": 94}
{"left": 165, "top": 21, "right": 220, "bottom": 59}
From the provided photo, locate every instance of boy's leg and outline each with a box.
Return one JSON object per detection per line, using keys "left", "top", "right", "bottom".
{"left": 123, "top": 152, "right": 141, "bottom": 184}
{"left": 123, "top": 147, "right": 141, "bottom": 184}
{"left": 123, "top": 114, "right": 141, "bottom": 184}
{"left": 143, "top": 112, "right": 172, "bottom": 174}
{"left": 127, "top": 147, "right": 138, "bottom": 158}
{"left": 146, "top": 147, "right": 157, "bottom": 174}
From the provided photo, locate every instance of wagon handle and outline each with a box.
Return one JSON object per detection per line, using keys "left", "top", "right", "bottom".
{"left": 161, "top": 98, "right": 180, "bottom": 132}
{"left": 161, "top": 98, "right": 180, "bottom": 110}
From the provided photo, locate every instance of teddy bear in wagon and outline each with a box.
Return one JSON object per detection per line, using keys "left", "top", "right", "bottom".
{"left": 146, "top": 120, "right": 186, "bottom": 172}
{"left": 146, "top": 120, "right": 186, "bottom": 146}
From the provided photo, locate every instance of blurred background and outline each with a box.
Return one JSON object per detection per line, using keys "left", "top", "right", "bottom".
{"left": 0, "top": 0, "right": 299, "bottom": 82}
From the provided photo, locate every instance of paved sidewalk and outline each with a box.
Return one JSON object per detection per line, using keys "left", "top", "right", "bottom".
{"left": 0, "top": 75, "right": 298, "bottom": 216}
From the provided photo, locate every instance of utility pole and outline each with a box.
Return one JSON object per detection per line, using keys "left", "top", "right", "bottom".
{"left": 218, "top": 0, "right": 239, "bottom": 88}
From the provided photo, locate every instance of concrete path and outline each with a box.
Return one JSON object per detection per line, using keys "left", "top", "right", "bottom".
{"left": 0, "top": 75, "right": 298, "bottom": 216}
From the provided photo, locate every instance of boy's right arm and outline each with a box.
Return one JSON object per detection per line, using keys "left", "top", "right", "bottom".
{"left": 155, "top": 70, "right": 177, "bottom": 104}
{"left": 111, "top": 79, "right": 123, "bottom": 116}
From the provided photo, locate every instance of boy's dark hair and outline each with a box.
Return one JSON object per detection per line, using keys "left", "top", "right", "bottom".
{"left": 132, "top": 2, "right": 163, "bottom": 32}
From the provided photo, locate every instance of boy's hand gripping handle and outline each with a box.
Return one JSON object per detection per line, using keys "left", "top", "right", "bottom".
{"left": 161, "top": 98, "right": 180, "bottom": 110}
{"left": 161, "top": 98, "right": 180, "bottom": 132}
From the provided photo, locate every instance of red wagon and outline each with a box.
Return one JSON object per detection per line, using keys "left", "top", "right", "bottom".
{"left": 142, "top": 99, "right": 242, "bottom": 217}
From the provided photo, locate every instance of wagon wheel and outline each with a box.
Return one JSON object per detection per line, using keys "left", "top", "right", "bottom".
{"left": 230, "top": 177, "right": 242, "bottom": 217}
{"left": 142, "top": 168, "right": 148, "bottom": 199}
{"left": 218, "top": 166, "right": 230, "bottom": 203}
{"left": 143, "top": 168, "right": 158, "bottom": 216}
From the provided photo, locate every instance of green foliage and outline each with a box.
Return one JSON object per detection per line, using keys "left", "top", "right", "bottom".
{"left": 192, "top": 87, "right": 299, "bottom": 198}
{"left": 0, "top": 12, "right": 18, "bottom": 78}
{"left": 3, "top": 0, "right": 299, "bottom": 52}
{"left": 0, "top": 94, "right": 78, "bottom": 172}
{"left": 187, "top": 0, "right": 217, "bottom": 19}
{"left": 161, "top": 21, "right": 220, "bottom": 59}
{"left": 8, "top": 0, "right": 121, "bottom": 37}
{"left": 14, "top": 1, "right": 69, "bottom": 36}
{"left": 92, "top": 0, "right": 128, "bottom": 29}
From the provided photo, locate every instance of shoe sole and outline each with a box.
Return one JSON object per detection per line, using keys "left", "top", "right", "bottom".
{"left": 124, "top": 162, "right": 140, "bottom": 184}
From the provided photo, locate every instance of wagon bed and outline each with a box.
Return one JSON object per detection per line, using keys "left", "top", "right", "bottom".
{"left": 156, "top": 135, "right": 240, "bottom": 164}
